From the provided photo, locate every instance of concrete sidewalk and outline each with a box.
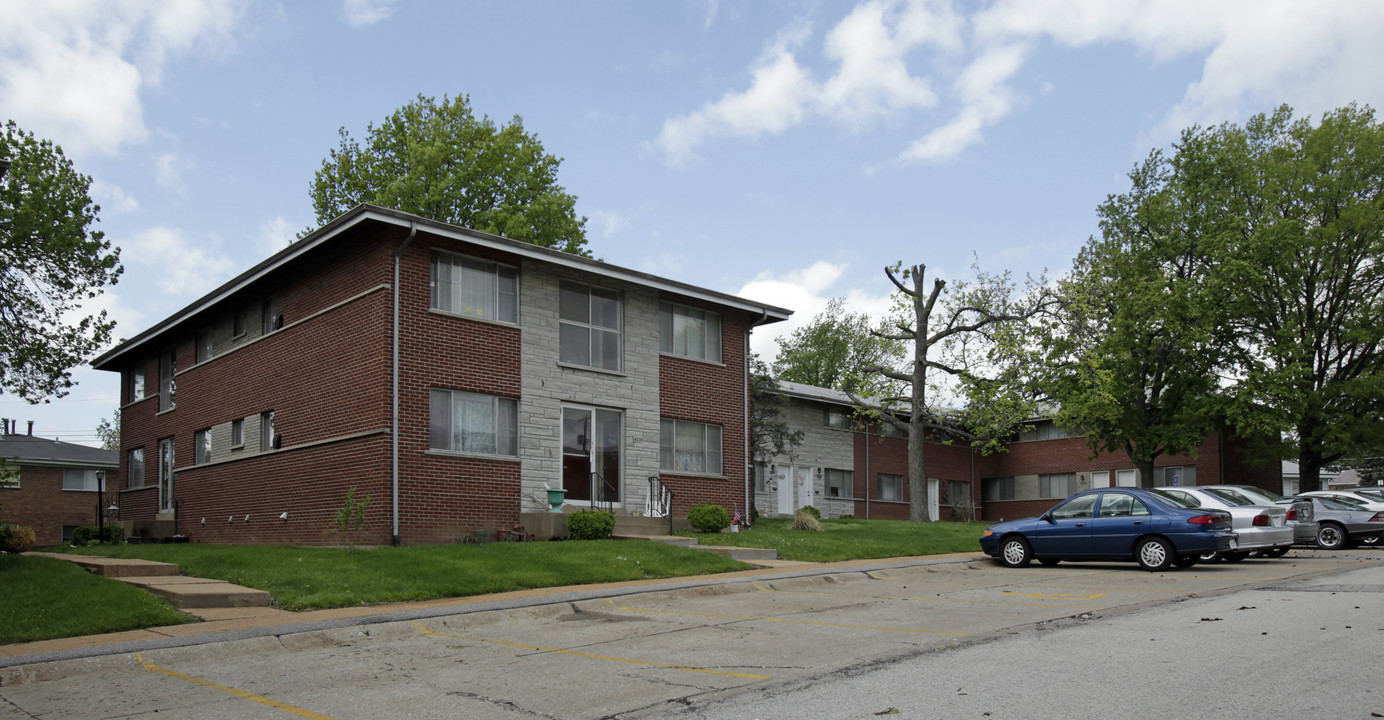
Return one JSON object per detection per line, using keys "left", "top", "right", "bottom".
{"left": 4, "top": 549, "right": 925, "bottom": 668}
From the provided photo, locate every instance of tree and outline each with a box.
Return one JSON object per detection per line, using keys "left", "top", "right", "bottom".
{"left": 0, "top": 121, "right": 121, "bottom": 403}
{"left": 95, "top": 409, "right": 120, "bottom": 451}
{"left": 1043, "top": 144, "right": 1229, "bottom": 487}
{"left": 310, "top": 94, "right": 589, "bottom": 255}
{"left": 749, "top": 355, "right": 804, "bottom": 465}
{"left": 772, "top": 298, "right": 905, "bottom": 396}
{"left": 853, "top": 262, "right": 1055, "bottom": 522}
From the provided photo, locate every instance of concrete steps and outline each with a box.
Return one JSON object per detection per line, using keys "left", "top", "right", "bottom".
{"left": 29, "top": 552, "right": 272, "bottom": 610}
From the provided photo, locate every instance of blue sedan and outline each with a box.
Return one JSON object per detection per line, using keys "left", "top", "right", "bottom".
{"left": 979, "top": 488, "right": 1237, "bottom": 571}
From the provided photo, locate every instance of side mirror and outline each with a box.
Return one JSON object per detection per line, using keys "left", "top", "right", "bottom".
{"left": 1040, "top": 513, "right": 1054, "bottom": 523}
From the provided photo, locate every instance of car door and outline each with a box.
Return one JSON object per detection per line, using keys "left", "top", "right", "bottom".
{"left": 1027, "top": 494, "right": 1098, "bottom": 557}
{"left": 1089, "top": 492, "right": 1152, "bottom": 558}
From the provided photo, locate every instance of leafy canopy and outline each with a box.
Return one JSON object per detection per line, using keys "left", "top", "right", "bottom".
{"left": 0, "top": 120, "right": 121, "bottom": 403}
{"left": 310, "top": 94, "right": 588, "bottom": 255}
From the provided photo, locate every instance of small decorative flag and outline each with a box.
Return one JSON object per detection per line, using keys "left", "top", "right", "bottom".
{"left": 732, "top": 505, "right": 742, "bottom": 526}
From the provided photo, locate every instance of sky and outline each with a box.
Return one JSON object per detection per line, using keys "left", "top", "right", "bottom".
{"left": 2, "top": 0, "right": 1383, "bottom": 446}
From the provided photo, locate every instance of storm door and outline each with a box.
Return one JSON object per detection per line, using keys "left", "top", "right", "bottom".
{"left": 561, "top": 406, "right": 622, "bottom": 505}
{"left": 158, "top": 437, "right": 175, "bottom": 514}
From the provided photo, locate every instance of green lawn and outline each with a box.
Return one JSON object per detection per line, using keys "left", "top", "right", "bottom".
{"left": 0, "top": 554, "right": 196, "bottom": 645}
{"left": 693, "top": 517, "right": 988, "bottom": 562}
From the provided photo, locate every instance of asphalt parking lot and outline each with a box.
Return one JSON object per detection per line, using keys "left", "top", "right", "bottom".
{"left": 2, "top": 548, "right": 1380, "bottom": 720}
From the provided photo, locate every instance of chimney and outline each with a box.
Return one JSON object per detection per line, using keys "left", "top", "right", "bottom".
{"left": 27, "top": 420, "right": 34, "bottom": 436}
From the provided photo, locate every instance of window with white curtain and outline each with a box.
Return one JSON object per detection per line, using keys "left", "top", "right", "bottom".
{"left": 659, "top": 419, "right": 722, "bottom": 474}
{"left": 430, "top": 251, "right": 518, "bottom": 323}
{"left": 430, "top": 389, "right": 518, "bottom": 456}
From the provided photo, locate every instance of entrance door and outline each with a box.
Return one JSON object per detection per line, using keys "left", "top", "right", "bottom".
{"left": 158, "top": 437, "right": 175, "bottom": 514}
{"left": 795, "top": 467, "right": 813, "bottom": 511}
{"left": 927, "top": 478, "right": 940, "bottom": 521}
{"left": 1091, "top": 470, "right": 1111, "bottom": 489}
{"left": 1115, "top": 469, "right": 1137, "bottom": 488}
{"left": 561, "top": 407, "right": 622, "bottom": 504}
{"left": 775, "top": 465, "right": 794, "bottom": 515}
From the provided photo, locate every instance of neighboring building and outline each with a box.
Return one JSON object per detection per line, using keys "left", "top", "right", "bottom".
{"left": 1282, "top": 461, "right": 1359, "bottom": 494}
{"left": 758, "top": 381, "right": 1281, "bottom": 522}
{"left": 90, "top": 205, "right": 790, "bottom": 545}
{"left": 0, "top": 420, "right": 119, "bottom": 546}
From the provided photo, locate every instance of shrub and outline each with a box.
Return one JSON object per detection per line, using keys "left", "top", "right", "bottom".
{"left": 71, "top": 525, "right": 122, "bottom": 545}
{"left": 788, "top": 510, "right": 822, "bottom": 531}
{"left": 687, "top": 503, "right": 730, "bottom": 533}
{"left": 797, "top": 505, "right": 822, "bottom": 519}
{"left": 0, "top": 525, "right": 35, "bottom": 553}
{"left": 566, "top": 509, "right": 615, "bottom": 540}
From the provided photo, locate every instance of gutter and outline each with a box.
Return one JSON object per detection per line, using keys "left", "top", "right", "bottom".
{"left": 746, "top": 309, "right": 767, "bottom": 523}
{"left": 391, "top": 222, "right": 417, "bottom": 546}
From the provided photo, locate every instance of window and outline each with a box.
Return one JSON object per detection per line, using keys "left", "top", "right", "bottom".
{"left": 1098, "top": 493, "right": 1150, "bottom": 518}
{"left": 262, "top": 296, "right": 280, "bottom": 334}
{"left": 983, "top": 476, "right": 1015, "bottom": 501}
{"left": 877, "top": 473, "right": 904, "bottom": 501}
{"left": 158, "top": 438, "right": 174, "bottom": 513}
{"left": 943, "top": 480, "right": 972, "bottom": 507}
{"left": 431, "top": 251, "right": 518, "bottom": 323}
{"left": 0, "top": 460, "right": 19, "bottom": 488}
{"left": 194, "top": 429, "right": 211, "bottom": 465}
{"left": 660, "top": 419, "right": 722, "bottom": 474}
{"left": 429, "top": 389, "right": 518, "bottom": 455}
{"left": 754, "top": 462, "right": 768, "bottom": 492}
{"left": 825, "top": 468, "right": 852, "bottom": 498}
{"left": 130, "top": 367, "right": 145, "bottom": 402}
{"left": 1162, "top": 465, "right": 1196, "bottom": 486}
{"left": 880, "top": 420, "right": 907, "bottom": 438}
{"left": 824, "top": 408, "right": 850, "bottom": 430}
{"left": 63, "top": 468, "right": 104, "bottom": 491}
{"left": 1050, "top": 494, "right": 1098, "bottom": 520}
{"left": 231, "top": 419, "right": 244, "bottom": 448}
{"left": 260, "top": 411, "right": 275, "bottom": 451}
{"left": 659, "top": 302, "right": 721, "bottom": 362}
{"left": 128, "top": 448, "right": 144, "bottom": 488}
{"left": 559, "top": 281, "right": 621, "bottom": 371}
{"left": 1040, "top": 473, "right": 1076, "bottom": 498}
{"left": 196, "top": 331, "right": 212, "bottom": 364}
{"left": 159, "top": 348, "right": 176, "bottom": 411}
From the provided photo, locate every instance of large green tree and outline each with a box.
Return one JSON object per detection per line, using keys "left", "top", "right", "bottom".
{"left": 0, "top": 121, "right": 121, "bottom": 403}
{"left": 772, "top": 297, "right": 905, "bottom": 396}
{"left": 1044, "top": 144, "right": 1229, "bottom": 487}
{"left": 310, "top": 94, "right": 589, "bottom": 255}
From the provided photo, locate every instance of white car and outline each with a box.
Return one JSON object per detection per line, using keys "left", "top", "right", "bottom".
{"left": 1151, "top": 487, "right": 1294, "bottom": 560}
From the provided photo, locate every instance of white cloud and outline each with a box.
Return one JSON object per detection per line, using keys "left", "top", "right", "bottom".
{"left": 736, "top": 261, "right": 897, "bottom": 362}
{"left": 153, "top": 152, "right": 193, "bottom": 194}
{"left": 588, "top": 209, "right": 631, "bottom": 239}
{"left": 90, "top": 180, "right": 139, "bottom": 213}
{"left": 0, "top": 0, "right": 245, "bottom": 158}
{"left": 658, "top": 0, "right": 1384, "bottom": 169}
{"left": 256, "top": 215, "right": 297, "bottom": 257}
{"left": 122, "top": 226, "right": 237, "bottom": 296}
{"left": 343, "top": 0, "right": 400, "bottom": 28}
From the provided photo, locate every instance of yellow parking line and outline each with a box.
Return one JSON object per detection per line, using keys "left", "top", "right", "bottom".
{"left": 606, "top": 601, "right": 969, "bottom": 636}
{"left": 752, "top": 582, "right": 1104, "bottom": 610}
{"left": 134, "top": 653, "right": 336, "bottom": 720}
{"left": 410, "top": 621, "right": 770, "bottom": 680}
{"left": 865, "top": 571, "right": 1189, "bottom": 594}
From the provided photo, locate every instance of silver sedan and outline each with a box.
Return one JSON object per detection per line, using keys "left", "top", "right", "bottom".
{"left": 1287, "top": 495, "right": 1384, "bottom": 549}
{"left": 1201, "top": 484, "right": 1318, "bottom": 546}
{"left": 1152, "top": 486, "right": 1294, "bottom": 560}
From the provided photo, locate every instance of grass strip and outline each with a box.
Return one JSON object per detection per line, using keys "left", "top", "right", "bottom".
{"left": 693, "top": 517, "right": 988, "bottom": 562}
{"left": 0, "top": 554, "right": 196, "bottom": 644}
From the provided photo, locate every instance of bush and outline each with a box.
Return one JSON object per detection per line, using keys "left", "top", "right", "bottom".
{"left": 788, "top": 510, "right": 822, "bottom": 531}
{"left": 687, "top": 503, "right": 730, "bottom": 533}
{"left": 797, "top": 505, "right": 822, "bottom": 519}
{"left": 70, "top": 525, "right": 122, "bottom": 546}
{"left": 0, "top": 525, "right": 35, "bottom": 553}
{"left": 566, "top": 509, "right": 615, "bottom": 540}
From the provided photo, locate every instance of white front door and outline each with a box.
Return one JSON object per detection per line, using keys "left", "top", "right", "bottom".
{"left": 775, "top": 465, "right": 794, "bottom": 515}
{"left": 795, "top": 466, "right": 814, "bottom": 510}
{"left": 927, "top": 477, "right": 939, "bottom": 521}
{"left": 1091, "top": 470, "right": 1111, "bottom": 489}
{"left": 1116, "top": 469, "right": 1137, "bottom": 487}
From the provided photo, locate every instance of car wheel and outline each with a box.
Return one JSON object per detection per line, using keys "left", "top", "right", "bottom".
{"left": 1039, "top": 558, "right": 1061, "bottom": 567}
{"left": 1198, "top": 551, "right": 1221, "bottom": 563}
{"left": 1317, "top": 523, "right": 1348, "bottom": 550}
{"left": 1136, "top": 537, "right": 1174, "bottom": 571}
{"left": 1262, "top": 546, "right": 1290, "bottom": 558}
{"left": 1222, "top": 551, "right": 1250, "bottom": 563}
{"left": 998, "top": 536, "right": 1033, "bottom": 568}
{"left": 1173, "top": 555, "right": 1198, "bottom": 568}
{"left": 1361, "top": 535, "right": 1380, "bottom": 546}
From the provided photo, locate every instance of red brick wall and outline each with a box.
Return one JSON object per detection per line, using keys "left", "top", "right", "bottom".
{"left": 0, "top": 465, "right": 119, "bottom": 546}
{"left": 851, "top": 428, "right": 978, "bottom": 521}
{"left": 658, "top": 304, "right": 751, "bottom": 515}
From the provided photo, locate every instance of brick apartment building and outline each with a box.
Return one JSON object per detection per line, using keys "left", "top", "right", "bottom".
{"left": 758, "top": 381, "right": 1281, "bottom": 522}
{"left": 90, "top": 205, "right": 790, "bottom": 545}
{"left": 0, "top": 421, "right": 119, "bottom": 546}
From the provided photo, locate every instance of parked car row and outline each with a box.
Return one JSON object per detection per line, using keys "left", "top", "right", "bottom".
{"left": 979, "top": 484, "right": 1384, "bottom": 572}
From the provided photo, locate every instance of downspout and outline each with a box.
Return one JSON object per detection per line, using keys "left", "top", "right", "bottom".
{"left": 746, "top": 310, "right": 766, "bottom": 523}
{"left": 864, "top": 423, "right": 871, "bottom": 519}
{"left": 392, "top": 222, "right": 417, "bottom": 546}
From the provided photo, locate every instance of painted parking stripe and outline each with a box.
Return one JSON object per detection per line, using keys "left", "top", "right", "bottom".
{"left": 752, "top": 582, "right": 1105, "bottom": 610}
{"left": 605, "top": 600, "right": 970, "bottom": 636}
{"left": 134, "top": 653, "right": 336, "bottom": 720}
{"left": 410, "top": 621, "right": 770, "bottom": 680}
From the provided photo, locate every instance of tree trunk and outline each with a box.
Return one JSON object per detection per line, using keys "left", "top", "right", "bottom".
{"left": 1136, "top": 458, "right": 1157, "bottom": 489}
{"left": 1298, "top": 451, "right": 1324, "bottom": 493}
{"left": 908, "top": 265, "right": 933, "bottom": 523}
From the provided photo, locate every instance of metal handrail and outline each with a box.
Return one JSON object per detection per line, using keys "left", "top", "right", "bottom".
{"left": 590, "top": 472, "right": 617, "bottom": 514}
{"left": 647, "top": 476, "right": 674, "bottom": 535}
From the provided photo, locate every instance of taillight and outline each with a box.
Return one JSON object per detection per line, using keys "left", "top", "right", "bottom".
{"left": 1188, "top": 514, "right": 1220, "bottom": 524}
{"left": 1285, "top": 509, "right": 1298, "bottom": 521}
{"left": 1370, "top": 513, "right": 1384, "bottom": 522}
{"left": 1252, "top": 514, "right": 1271, "bottom": 527}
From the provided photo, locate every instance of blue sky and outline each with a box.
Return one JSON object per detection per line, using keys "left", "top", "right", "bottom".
{"left": 3, "top": 0, "right": 1383, "bottom": 445}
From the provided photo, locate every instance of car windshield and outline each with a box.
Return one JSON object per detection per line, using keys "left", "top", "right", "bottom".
{"left": 1352, "top": 488, "right": 1384, "bottom": 501}
{"left": 1146, "top": 489, "right": 1195, "bottom": 508}
{"left": 1235, "top": 485, "right": 1283, "bottom": 501}
{"left": 1202, "top": 488, "right": 1254, "bottom": 506}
